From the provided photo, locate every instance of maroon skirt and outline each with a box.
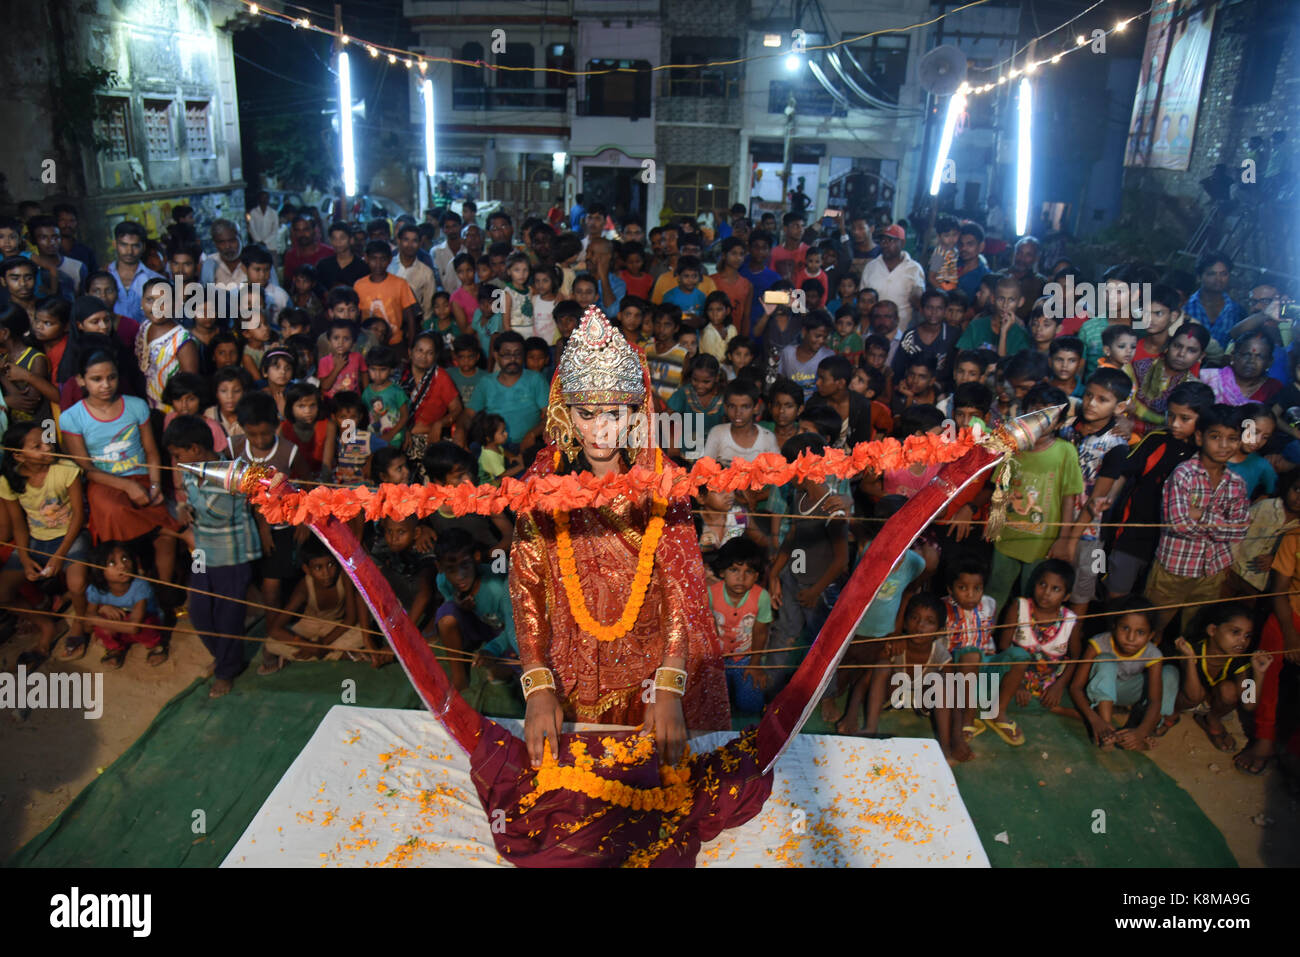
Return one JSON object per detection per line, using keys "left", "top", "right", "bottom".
{"left": 87, "top": 475, "right": 181, "bottom": 543}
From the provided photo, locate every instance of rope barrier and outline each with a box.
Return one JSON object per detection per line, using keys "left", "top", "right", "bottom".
{"left": 0, "top": 604, "right": 480, "bottom": 664}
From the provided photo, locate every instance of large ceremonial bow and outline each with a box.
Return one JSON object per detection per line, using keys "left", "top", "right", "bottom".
{"left": 180, "top": 406, "right": 1059, "bottom": 865}
{"left": 753, "top": 406, "right": 1064, "bottom": 773}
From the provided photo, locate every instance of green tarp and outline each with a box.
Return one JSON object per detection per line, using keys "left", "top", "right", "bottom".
{"left": 8, "top": 670, "right": 1234, "bottom": 867}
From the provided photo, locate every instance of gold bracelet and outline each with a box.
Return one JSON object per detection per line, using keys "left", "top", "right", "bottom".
{"left": 521, "top": 667, "right": 556, "bottom": 699}
{"left": 653, "top": 666, "right": 687, "bottom": 697}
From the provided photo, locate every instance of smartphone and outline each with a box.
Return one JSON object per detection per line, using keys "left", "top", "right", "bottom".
{"left": 763, "top": 290, "right": 791, "bottom": 305}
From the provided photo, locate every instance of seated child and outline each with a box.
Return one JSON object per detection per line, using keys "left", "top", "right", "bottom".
{"left": 317, "top": 318, "right": 367, "bottom": 398}
{"left": 471, "top": 411, "right": 524, "bottom": 486}
{"left": 433, "top": 528, "right": 518, "bottom": 690}
{"left": 983, "top": 558, "right": 1081, "bottom": 747}
{"left": 1070, "top": 597, "right": 1178, "bottom": 751}
{"left": 708, "top": 537, "right": 773, "bottom": 714}
{"left": 372, "top": 515, "right": 437, "bottom": 633}
{"left": 856, "top": 593, "right": 962, "bottom": 763}
{"left": 1226, "top": 403, "right": 1277, "bottom": 499}
{"left": 331, "top": 391, "right": 384, "bottom": 484}
{"left": 424, "top": 441, "right": 513, "bottom": 552}
{"left": 85, "top": 540, "right": 164, "bottom": 669}
{"left": 1099, "top": 323, "right": 1138, "bottom": 371}
{"left": 261, "top": 536, "right": 367, "bottom": 672}
{"left": 1172, "top": 603, "right": 1273, "bottom": 755}
{"left": 362, "top": 345, "right": 410, "bottom": 448}
{"left": 829, "top": 497, "right": 938, "bottom": 732}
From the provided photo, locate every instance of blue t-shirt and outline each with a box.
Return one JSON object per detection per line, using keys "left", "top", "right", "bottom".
{"left": 662, "top": 285, "right": 707, "bottom": 320}
{"left": 956, "top": 259, "right": 990, "bottom": 299}
{"left": 739, "top": 263, "right": 781, "bottom": 324}
{"left": 86, "top": 578, "right": 160, "bottom": 618}
{"left": 60, "top": 395, "right": 151, "bottom": 477}
{"left": 855, "top": 549, "right": 925, "bottom": 638}
{"left": 1227, "top": 452, "right": 1277, "bottom": 498}
{"left": 435, "top": 566, "right": 517, "bottom": 656}
{"left": 467, "top": 369, "right": 549, "bottom": 444}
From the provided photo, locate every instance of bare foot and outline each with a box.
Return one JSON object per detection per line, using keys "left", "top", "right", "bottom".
{"left": 949, "top": 736, "right": 974, "bottom": 762}
{"left": 820, "top": 696, "right": 844, "bottom": 725}
{"left": 209, "top": 677, "right": 234, "bottom": 699}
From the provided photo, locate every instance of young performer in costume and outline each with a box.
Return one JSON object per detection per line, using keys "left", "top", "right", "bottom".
{"left": 510, "top": 306, "right": 730, "bottom": 768}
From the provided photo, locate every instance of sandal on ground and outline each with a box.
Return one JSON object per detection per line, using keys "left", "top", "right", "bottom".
{"left": 962, "top": 719, "right": 987, "bottom": 740}
{"left": 257, "top": 653, "right": 287, "bottom": 676}
{"left": 1154, "top": 715, "right": 1180, "bottom": 737}
{"left": 1194, "top": 712, "right": 1236, "bottom": 752}
{"left": 986, "top": 717, "right": 1025, "bottom": 747}
{"left": 101, "top": 648, "right": 128, "bottom": 670}
{"left": 146, "top": 646, "right": 169, "bottom": 667}
{"left": 61, "top": 634, "right": 88, "bottom": 660}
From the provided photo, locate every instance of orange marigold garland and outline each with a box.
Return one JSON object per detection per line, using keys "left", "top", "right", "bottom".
{"left": 249, "top": 431, "right": 975, "bottom": 525}
{"left": 517, "top": 737, "right": 695, "bottom": 817}
{"left": 554, "top": 447, "right": 666, "bottom": 642}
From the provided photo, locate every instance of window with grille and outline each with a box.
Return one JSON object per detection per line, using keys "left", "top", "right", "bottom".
{"left": 185, "top": 101, "right": 212, "bottom": 157}
{"left": 98, "top": 97, "right": 130, "bottom": 161}
{"left": 143, "top": 99, "right": 176, "bottom": 161}
{"left": 665, "top": 166, "right": 731, "bottom": 218}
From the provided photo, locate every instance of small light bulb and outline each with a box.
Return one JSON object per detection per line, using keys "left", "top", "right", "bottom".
{"left": 249, "top": 3, "right": 259, "bottom": 15}
{"left": 1076, "top": 35, "right": 1086, "bottom": 46}
{"left": 341, "top": 34, "right": 350, "bottom": 45}
{"left": 1051, "top": 54, "right": 1061, "bottom": 64}
{"left": 997, "top": 75, "right": 1006, "bottom": 85}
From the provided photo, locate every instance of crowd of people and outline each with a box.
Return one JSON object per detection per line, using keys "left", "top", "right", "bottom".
{"left": 0, "top": 195, "right": 1297, "bottom": 791}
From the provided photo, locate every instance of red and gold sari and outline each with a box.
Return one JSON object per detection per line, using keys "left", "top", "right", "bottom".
{"left": 510, "top": 450, "right": 731, "bottom": 729}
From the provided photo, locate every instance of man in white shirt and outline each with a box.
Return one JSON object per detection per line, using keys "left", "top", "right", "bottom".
{"left": 432, "top": 210, "right": 464, "bottom": 294}
{"left": 390, "top": 222, "right": 436, "bottom": 321}
{"left": 247, "top": 191, "right": 279, "bottom": 248}
{"left": 859, "top": 223, "right": 924, "bottom": 331}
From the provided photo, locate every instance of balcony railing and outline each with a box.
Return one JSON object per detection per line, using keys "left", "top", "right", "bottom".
{"left": 452, "top": 86, "right": 568, "bottom": 111}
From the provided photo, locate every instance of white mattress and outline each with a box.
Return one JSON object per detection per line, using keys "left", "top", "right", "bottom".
{"left": 221, "top": 705, "right": 989, "bottom": 868}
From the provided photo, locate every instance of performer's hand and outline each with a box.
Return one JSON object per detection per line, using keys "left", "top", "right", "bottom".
{"left": 643, "top": 693, "right": 687, "bottom": 766}
{"left": 525, "top": 688, "right": 564, "bottom": 768}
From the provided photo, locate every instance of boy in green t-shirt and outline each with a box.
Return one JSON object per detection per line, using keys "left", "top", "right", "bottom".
{"left": 984, "top": 384, "right": 1085, "bottom": 613}
{"left": 362, "top": 346, "right": 410, "bottom": 448}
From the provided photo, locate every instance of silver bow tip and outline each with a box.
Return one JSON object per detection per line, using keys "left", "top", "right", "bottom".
{"left": 1004, "top": 404, "right": 1067, "bottom": 452}
{"left": 178, "top": 459, "right": 249, "bottom": 495}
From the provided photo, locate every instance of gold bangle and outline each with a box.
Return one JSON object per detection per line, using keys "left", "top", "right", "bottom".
{"left": 521, "top": 667, "right": 556, "bottom": 699}
{"left": 653, "top": 666, "right": 687, "bottom": 697}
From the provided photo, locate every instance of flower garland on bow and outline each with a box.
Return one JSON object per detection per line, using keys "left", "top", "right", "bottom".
{"left": 248, "top": 431, "right": 976, "bottom": 525}
{"left": 554, "top": 448, "right": 667, "bottom": 642}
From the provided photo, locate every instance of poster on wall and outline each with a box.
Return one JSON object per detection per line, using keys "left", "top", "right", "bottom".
{"left": 1124, "top": 0, "right": 1216, "bottom": 171}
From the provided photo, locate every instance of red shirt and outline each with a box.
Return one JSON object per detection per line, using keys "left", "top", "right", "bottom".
{"left": 412, "top": 368, "right": 461, "bottom": 426}
{"left": 283, "top": 243, "right": 334, "bottom": 283}
{"left": 619, "top": 270, "right": 655, "bottom": 300}
{"left": 279, "top": 419, "right": 330, "bottom": 473}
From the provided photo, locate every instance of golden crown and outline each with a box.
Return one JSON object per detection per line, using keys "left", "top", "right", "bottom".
{"left": 556, "top": 305, "right": 645, "bottom": 405}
